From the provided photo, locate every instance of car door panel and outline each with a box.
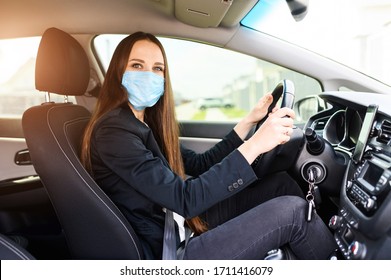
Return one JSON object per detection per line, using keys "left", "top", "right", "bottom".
{"left": 179, "top": 121, "right": 236, "bottom": 153}
{"left": 0, "top": 118, "right": 58, "bottom": 246}
{"left": 0, "top": 137, "right": 36, "bottom": 181}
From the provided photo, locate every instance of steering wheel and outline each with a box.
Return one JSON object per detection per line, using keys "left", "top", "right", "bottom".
{"left": 252, "top": 79, "right": 296, "bottom": 177}
{"left": 255, "top": 79, "right": 295, "bottom": 131}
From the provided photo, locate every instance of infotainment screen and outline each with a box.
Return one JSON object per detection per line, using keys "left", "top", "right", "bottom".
{"left": 352, "top": 104, "right": 378, "bottom": 164}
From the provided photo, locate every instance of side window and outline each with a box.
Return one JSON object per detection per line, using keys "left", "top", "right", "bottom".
{"left": 93, "top": 35, "right": 322, "bottom": 124}
{"left": 0, "top": 37, "right": 75, "bottom": 118}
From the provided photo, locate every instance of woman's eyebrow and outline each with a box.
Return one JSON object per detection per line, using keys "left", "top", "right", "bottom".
{"left": 128, "top": 58, "right": 144, "bottom": 63}
{"left": 128, "top": 59, "right": 164, "bottom": 66}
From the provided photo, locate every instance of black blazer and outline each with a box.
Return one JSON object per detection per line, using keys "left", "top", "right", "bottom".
{"left": 90, "top": 105, "right": 257, "bottom": 259}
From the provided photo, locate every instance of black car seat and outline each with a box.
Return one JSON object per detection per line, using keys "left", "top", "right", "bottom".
{"left": 0, "top": 233, "right": 35, "bottom": 260}
{"left": 22, "top": 27, "right": 143, "bottom": 259}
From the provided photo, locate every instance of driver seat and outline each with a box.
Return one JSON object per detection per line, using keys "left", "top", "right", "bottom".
{"left": 22, "top": 27, "right": 143, "bottom": 259}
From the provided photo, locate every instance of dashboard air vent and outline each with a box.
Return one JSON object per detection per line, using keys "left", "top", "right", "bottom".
{"left": 377, "top": 120, "right": 391, "bottom": 144}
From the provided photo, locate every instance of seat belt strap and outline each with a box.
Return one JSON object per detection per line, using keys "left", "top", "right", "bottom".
{"left": 162, "top": 209, "right": 177, "bottom": 260}
{"left": 177, "top": 226, "right": 192, "bottom": 260}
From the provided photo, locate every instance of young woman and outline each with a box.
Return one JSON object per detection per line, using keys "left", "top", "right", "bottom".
{"left": 80, "top": 32, "right": 337, "bottom": 260}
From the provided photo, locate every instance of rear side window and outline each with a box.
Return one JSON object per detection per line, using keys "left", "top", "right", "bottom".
{"left": 0, "top": 37, "right": 75, "bottom": 117}
{"left": 94, "top": 35, "right": 322, "bottom": 124}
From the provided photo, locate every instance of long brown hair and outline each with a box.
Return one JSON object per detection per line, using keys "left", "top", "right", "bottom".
{"left": 80, "top": 32, "right": 207, "bottom": 234}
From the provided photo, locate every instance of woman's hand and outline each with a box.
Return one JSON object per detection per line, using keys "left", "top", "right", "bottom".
{"left": 238, "top": 107, "right": 295, "bottom": 164}
{"left": 245, "top": 93, "right": 274, "bottom": 125}
{"left": 234, "top": 94, "right": 273, "bottom": 140}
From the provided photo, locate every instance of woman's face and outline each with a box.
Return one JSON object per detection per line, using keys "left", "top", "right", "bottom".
{"left": 125, "top": 39, "right": 165, "bottom": 77}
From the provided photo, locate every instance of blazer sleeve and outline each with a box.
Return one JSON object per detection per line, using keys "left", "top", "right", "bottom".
{"left": 181, "top": 129, "right": 244, "bottom": 177}
{"left": 92, "top": 117, "right": 257, "bottom": 218}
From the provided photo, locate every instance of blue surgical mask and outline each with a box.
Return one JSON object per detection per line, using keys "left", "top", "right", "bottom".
{"left": 122, "top": 71, "right": 165, "bottom": 111}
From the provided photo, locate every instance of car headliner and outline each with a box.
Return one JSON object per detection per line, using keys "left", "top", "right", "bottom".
{"left": 0, "top": 0, "right": 247, "bottom": 41}
{"left": 1, "top": 0, "right": 390, "bottom": 95}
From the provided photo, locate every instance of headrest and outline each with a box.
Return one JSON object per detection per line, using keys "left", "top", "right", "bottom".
{"left": 35, "top": 27, "right": 90, "bottom": 96}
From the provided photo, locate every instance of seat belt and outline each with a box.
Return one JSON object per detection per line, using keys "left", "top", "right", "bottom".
{"left": 176, "top": 226, "right": 191, "bottom": 260}
{"left": 162, "top": 209, "right": 177, "bottom": 260}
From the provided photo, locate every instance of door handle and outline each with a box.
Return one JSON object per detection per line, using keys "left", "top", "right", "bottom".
{"left": 14, "top": 149, "right": 32, "bottom": 165}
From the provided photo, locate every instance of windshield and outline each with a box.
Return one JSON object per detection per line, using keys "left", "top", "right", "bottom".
{"left": 242, "top": 0, "right": 391, "bottom": 86}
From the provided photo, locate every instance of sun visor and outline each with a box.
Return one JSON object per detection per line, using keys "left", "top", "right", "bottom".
{"left": 175, "top": 0, "right": 233, "bottom": 28}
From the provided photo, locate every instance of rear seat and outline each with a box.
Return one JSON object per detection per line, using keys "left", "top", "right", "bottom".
{"left": 0, "top": 233, "right": 35, "bottom": 260}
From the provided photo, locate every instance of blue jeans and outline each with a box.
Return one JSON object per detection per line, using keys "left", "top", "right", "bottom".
{"left": 184, "top": 172, "right": 337, "bottom": 259}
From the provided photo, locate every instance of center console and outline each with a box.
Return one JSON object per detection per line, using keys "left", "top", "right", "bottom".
{"left": 329, "top": 105, "right": 391, "bottom": 259}
{"left": 348, "top": 154, "right": 391, "bottom": 215}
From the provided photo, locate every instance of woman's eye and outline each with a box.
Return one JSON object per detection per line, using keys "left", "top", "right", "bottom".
{"left": 154, "top": 66, "right": 164, "bottom": 72}
{"left": 131, "top": 63, "right": 142, "bottom": 69}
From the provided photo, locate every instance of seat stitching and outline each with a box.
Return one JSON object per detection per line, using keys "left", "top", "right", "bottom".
{"left": 0, "top": 236, "right": 31, "bottom": 260}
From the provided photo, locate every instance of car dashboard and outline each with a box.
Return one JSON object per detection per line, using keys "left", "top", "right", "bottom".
{"left": 308, "top": 91, "right": 391, "bottom": 259}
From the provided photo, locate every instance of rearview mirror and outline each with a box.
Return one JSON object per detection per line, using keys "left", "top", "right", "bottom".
{"left": 286, "top": 0, "right": 309, "bottom": 22}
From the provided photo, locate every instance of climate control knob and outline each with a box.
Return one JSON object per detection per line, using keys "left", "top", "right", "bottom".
{"left": 365, "top": 198, "right": 376, "bottom": 211}
{"left": 328, "top": 215, "right": 342, "bottom": 230}
{"left": 348, "top": 241, "right": 367, "bottom": 260}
